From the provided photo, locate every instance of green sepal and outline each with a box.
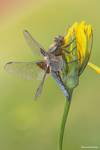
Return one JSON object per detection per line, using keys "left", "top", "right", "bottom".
{"left": 62, "top": 34, "right": 79, "bottom": 90}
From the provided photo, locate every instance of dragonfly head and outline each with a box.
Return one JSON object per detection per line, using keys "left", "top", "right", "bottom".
{"left": 48, "top": 35, "right": 64, "bottom": 55}
{"left": 54, "top": 35, "right": 64, "bottom": 46}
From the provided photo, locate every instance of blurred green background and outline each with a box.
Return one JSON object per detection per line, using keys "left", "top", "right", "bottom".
{"left": 0, "top": 0, "right": 100, "bottom": 150}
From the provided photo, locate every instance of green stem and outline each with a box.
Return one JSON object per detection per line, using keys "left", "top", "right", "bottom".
{"left": 58, "top": 98, "right": 71, "bottom": 150}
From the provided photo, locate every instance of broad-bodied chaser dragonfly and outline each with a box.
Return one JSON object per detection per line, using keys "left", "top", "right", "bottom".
{"left": 5, "top": 30, "right": 74, "bottom": 99}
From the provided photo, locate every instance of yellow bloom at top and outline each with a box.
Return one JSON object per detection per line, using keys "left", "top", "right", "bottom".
{"left": 64, "top": 21, "right": 100, "bottom": 75}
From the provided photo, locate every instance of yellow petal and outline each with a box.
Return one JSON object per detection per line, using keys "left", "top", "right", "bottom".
{"left": 86, "top": 25, "right": 92, "bottom": 39}
{"left": 64, "top": 22, "right": 78, "bottom": 44}
{"left": 76, "top": 23, "right": 87, "bottom": 61}
{"left": 88, "top": 62, "right": 100, "bottom": 74}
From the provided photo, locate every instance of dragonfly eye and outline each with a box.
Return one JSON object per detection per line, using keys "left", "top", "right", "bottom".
{"left": 54, "top": 35, "right": 64, "bottom": 44}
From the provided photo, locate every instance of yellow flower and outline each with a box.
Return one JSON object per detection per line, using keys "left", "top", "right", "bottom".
{"left": 64, "top": 21, "right": 100, "bottom": 75}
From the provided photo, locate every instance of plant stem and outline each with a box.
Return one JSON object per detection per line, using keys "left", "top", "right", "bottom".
{"left": 58, "top": 98, "right": 71, "bottom": 150}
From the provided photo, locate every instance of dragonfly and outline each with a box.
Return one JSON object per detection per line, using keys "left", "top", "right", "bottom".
{"left": 5, "top": 30, "right": 75, "bottom": 99}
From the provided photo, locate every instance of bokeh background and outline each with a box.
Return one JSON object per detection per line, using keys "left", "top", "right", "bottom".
{"left": 0, "top": 0, "right": 100, "bottom": 150}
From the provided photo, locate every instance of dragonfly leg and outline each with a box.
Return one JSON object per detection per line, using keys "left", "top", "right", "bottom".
{"left": 66, "top": 38, "right": 76, "bottom": 48}
{"left": 66, "top": 46, "right": 77, "bottom": 54}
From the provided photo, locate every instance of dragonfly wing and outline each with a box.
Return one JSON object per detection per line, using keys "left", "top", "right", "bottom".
{"left": 34, "top": 68, "right": 47, "bottom": 100}
{"left": 4, "top": 61, "right": 45, "bottom": 80}
{"left": 23, "top": 30, "right": 47, "bottom": 58}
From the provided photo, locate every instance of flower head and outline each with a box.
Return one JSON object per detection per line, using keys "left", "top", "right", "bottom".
{"left": 64, "top": 21, "right": 100, "bottom": 75}
{"left": 58, "top": 21, "right": 100, "bottom": 150}
{"left": 61, "top": 21, "right": 100, "bottom": 97}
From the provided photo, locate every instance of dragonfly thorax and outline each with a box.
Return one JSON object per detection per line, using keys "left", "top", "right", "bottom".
{"left": 45, "top": 54, "right": 63, "bottom": 72}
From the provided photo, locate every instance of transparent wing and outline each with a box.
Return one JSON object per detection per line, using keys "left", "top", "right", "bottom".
{"left": 34, "top": 68, "right": 47, "bottom": 100}
{"left": 23, "top": 30, "right": 46, "bottom": 58}
{"left": 4, "top": 61, "right": 45, "bottom": 80}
